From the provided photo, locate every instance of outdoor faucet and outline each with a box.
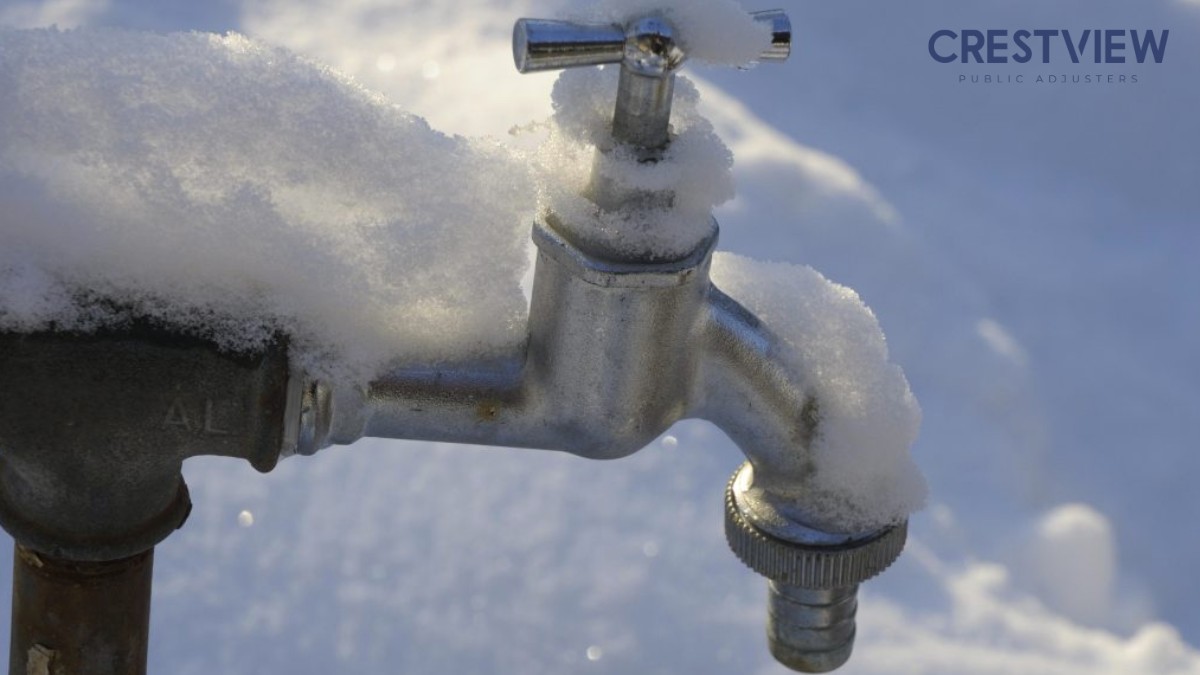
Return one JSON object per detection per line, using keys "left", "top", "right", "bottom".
{"left": 0, "top": 8, "right": 908, "bottom": 674}
{"left": 290, "top": 9, "right": 906, "bottom": 673}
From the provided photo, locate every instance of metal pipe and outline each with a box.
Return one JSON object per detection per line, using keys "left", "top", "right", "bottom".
{"left": 610, "top": 16, "right": 683, "bottom": 155}
{"left": 612, "top": 66, "right": 675, "bottom": 152}
{"left": 767, "top": 584, "right": 858, "bottom": 673}
{"left": 0, "top": 328, "right": 290, "bottom": 673}
{"left": 9, "top": 545, "right": 154, "bottom": 675}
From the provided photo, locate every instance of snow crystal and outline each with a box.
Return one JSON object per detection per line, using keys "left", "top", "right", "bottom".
{"left": 570, "top": 0, "right": 772, "bottom": 66}
{"left": 0, "top": 28, "right": 535, "bottom": 383}
{"left": 710, "top": 253, "right": 927, "bottom": 530}
{"left": 536, "top": 67, "right": 733, "bottom": 260}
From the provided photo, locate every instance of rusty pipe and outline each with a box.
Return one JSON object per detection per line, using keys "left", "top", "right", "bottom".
{"left": 9, "top": 545, "right": 154, "bottom": 675}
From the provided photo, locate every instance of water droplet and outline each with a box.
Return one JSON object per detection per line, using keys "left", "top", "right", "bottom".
{"left": 237, "top": 510, "right": 254, "bottom": 527}
{"left": 660, "top": 435, "right": 678, "bottom": 448}
{"left": 586, "top": 646, "right": 603, "bottom": 662}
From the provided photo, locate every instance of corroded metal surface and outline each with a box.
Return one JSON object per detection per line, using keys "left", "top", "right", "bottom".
{"left": 9, "top": 546, "right": 154, "bottom": 675}
{"left": 0, "top": 326, "right": 290, "bottom": 561}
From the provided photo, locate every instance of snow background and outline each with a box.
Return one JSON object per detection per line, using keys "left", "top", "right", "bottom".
{"left": 2, "top": 0, "right": 1198, "bottom": 673}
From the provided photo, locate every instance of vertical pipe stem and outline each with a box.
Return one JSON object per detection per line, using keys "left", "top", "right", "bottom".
{"left": 9, "top": 545, "right": 154, "bottom": 675}
{"left": 587, "top": 66, "right": 677, "bottom": 216}
{"left": 612, "top": 66, "right": 675, "bottom": 154}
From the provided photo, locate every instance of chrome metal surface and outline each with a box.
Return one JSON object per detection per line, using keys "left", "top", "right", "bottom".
{"left": 295, "top": 202, "right": 907, "bottom": 673}
{"left": 512, "top": 19, "right": 625, "bottom": 73}
{"left": 301, "top": 181, "right": 904, "bottom": 673}
{"left": 612, "top": 64, "right": 675, "bottom": 153}
{"left": 311, "top": 207, "right": 896, "bottom": 545}
{"left": 612, "top": 17, "right": 684, "bottom": 151}
{"left": 513, "top": 9, "right": 790, "bottom": 162}
{"left": 752, "top": 10, "right": 793, "bottom": 61}
{"left": 284, "top": 376, "right": 332, "bottom": 458}
{"left": 350, "top": 216, "right": 715, "bottom": 460}
{"left": 725, "top": 467, "right": 908, "bottom": 589}
{"left": 768, "top": 584, "right": 857, "bottom": 673}
{"left": 281, "top": 368, "right": 306, "bottom": 459}
{"left": 621, "top": 17, "right": 686, "bottom": 77}
{"left": 725, "top": 465, "right": 905, "bottom": 672}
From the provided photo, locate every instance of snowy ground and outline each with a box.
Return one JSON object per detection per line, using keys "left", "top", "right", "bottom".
{"left": 2, "top": 0, "right": 1199, "bottom": 673}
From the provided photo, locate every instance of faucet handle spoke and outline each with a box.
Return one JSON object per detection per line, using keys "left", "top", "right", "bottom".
{"left": 752, "top": 10, "right": 793, "bottom": 61}
{"left": 513, "top": 20, "right": 626, "bottom": 73}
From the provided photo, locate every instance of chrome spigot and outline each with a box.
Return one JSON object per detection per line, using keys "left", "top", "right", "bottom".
{"left": 510, "top": 10, "right": 904, "bottom": 672}
{"left": 288, "top": 8, "right": 908, "bottom": 673}
{"left": 0, "top": 8, "right": 910, "bottom": 674}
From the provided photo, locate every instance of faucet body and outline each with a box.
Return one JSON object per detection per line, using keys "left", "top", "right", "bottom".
{"left": 320, "top": 217, "right": 716, "bottom": 460}
{"left": 310, "top": 213, "right": 827, "bottom": 526}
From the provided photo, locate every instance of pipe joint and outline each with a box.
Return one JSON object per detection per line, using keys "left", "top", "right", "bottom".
{"left": 0, "top": 327, "right": 293, "bottom": 560}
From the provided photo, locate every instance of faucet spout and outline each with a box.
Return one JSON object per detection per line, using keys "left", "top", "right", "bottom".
{"left": 690, "top": 283, "right": 907, "bottom": 673}
{"left": 693, "top": 285, "right": 823, "bottom": 523}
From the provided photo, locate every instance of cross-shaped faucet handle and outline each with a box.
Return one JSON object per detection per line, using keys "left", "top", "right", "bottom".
{"left": 513, "top": 10, "right": 791, "bottom": 152}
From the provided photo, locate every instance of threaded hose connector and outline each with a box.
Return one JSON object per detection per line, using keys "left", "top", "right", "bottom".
{"left": 724, "top": 463, "right": 907, "bottom": 673}
{"left": 766, "top": 583, "right": 858, "bottom": 672}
